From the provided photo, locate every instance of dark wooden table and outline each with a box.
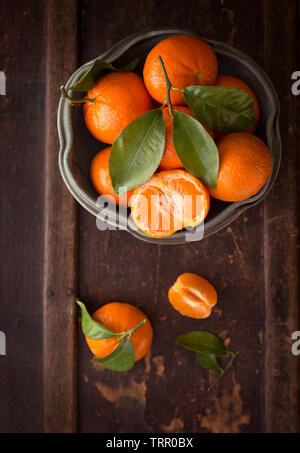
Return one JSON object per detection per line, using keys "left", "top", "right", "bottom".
{"left": 0, "top": 0, "right": 299, "bottom": 433}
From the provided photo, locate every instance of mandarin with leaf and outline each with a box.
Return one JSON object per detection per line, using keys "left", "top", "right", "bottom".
{"left": 85, "top": 303, "right": 153, "bottom": 362}
{"left": 143, "top": 34, "right": 218, "bottom": 105}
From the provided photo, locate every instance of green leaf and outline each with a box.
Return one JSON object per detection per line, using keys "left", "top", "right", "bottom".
{"left": 70, "top": 57, "right": 139, "bottom": 92}
{"left": 110, "top": 109, "right": 165, "bottom": 195}
{"left": 93, "top": 339, "right": 135, "bottom": 372}
{"left": 119, "top": 57, "right": 139, "bottom": 72}
{"left": 197, "top": 353, "right": 221, "bottom": 370}
{"left": 176, "top": 331, "right": 228, "bottom": 355}
{"left": 76, "top": 299, "right": 118, "bottom": 340}
{"left": 183, "top": 85, "right": 256, "bottom": 132}
{"left": 172, "top": 111, "right": 219, "bottom": 189}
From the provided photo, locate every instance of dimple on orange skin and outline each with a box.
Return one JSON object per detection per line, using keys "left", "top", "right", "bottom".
{"left": 215, "top": 74, "right": 260, "bottom": 137}
{"left": 159, "top": 106, "right": 215, "bottom": 170}
{"left": 168, "top": 273, "right": 217, "bottom": 319}
{"left": 85, "top": 302, "right": 153, "bottom": 362}
{"left": 130, "top": 169, "right": 210, "bottom": 238}
{"left": 209, "top": 132, "right": 273, "bottom": 202}
{"left": 143, "top": 34, "right": 218, "bottom": 105}
{"left": 84, "top": 72, "right": 152, "bottom": 144}
{"left": 90, "top": 146, "right": 133, "bottom": 207}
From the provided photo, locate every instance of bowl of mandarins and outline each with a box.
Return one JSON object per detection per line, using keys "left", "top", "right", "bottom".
{"left": 58, "top": 28, "right": 281, "bottom": 244}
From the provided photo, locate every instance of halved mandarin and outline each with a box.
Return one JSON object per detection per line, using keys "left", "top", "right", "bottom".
{"left": 168, "top": 273, "right": 217, "bottom": 319}
{"left": 130, "top": 170, "right": 210, "bottom": 238}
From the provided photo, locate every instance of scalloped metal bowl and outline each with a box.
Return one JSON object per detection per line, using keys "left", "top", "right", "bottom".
{"left": 58, "top": 28, "right": 281, "bottom": 245}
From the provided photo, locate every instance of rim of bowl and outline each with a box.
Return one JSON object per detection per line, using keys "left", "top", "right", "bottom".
{"left": 57, "top": 27, "right": 281, "bottom": 245}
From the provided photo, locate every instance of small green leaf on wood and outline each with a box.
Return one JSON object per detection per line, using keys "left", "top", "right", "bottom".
{"left": 70, "top": 57, "right": 139, "bottom": 92}
{"left": 93, "top": 339, "right": 135, "bottom": 372}
{"left": 183, "top": 85, "right": 256, "bottom": 132}
{"left": 175, "top": 331, "right": 228, "bottom": 355}
{"left": 109, "top": 109, "right": 165, "bottom": 195}
{"left": 197, "top": 353, "right": 221, "bottom": 371}
{"left": 173, "top": 111, "right": 219, "bottom": 189}
{"left": 76, "top": 299, "right": 118, "bottom": 340}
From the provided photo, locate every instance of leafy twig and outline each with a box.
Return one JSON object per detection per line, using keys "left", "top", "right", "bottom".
{"left": 208, "top": 351, "right": 239, "bottom": 391}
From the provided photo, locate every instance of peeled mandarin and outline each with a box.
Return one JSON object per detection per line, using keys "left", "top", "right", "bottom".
{"left": 168, "top": 273, "right": 217, "bottom": 319}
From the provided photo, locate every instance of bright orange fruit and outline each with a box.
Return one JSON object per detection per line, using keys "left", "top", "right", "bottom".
{"left": 168, "top": 273, "right": 217, "bottom": 319}
{"left": 85, "top": 302, "right": 153, "bottom": 362}
{"left": 159, "top": 106, "right": 215, "bottom": 170}
{"left": 84, "top": 72, "right": 152, "bottom": 144}
{"left": 209, "top": 132, "right": 273, "bottom": 202}
{"left": 215, "top": 74, "right": 260, "bottom": 135}
{"left": 130, "top": 170, "right": 210, "bottom": 238}
{"left": 143, "top": 34, "right": 218, "bottom": 105}
{"left": 90, "top": 146, "right": 133, "bottom": 206}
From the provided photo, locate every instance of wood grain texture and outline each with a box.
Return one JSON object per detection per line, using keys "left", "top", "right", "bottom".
{"left": 262, "top": 0, "right": 299, "bottom": 433}
{"left": 42, "top": 0, "right": 79, "bottom": 433}
{"left": 0, "top": 0, "right": 46, "bottom": 433}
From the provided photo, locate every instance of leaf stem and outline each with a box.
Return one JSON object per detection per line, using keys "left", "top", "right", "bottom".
{"left": 60, "top": 85, "right": 96, "bottom": 105}
{"left": 116, "top": 319, "right": 146, "bottom": 342}
{"left": 158, "top": 55, "right": 174, "bottom": 119}
{"left": 207, "top": 351, "right": 239, "bottom": 391}
{"left": 130, "top": 319, "right": 146, "bottom": 335}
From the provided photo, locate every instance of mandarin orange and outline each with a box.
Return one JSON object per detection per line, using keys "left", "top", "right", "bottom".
{"left": 215, "top": 74, "right": 260, "bottom": 135}
{"left": 85, "top": 302, "right": 153, "bottom": 362}
{"left": 84, "top": 72, "right": 152, "bottom": 144}
{"left": 130, "top": 170, "right": 210, "bottom": 238}
{"left": 209, "top": 133, "right": 273, "bottom": 202}
{"left": 143, "top": 34, "right": 218, "bottom": 105}
{"left": 168, "top": 273, "right": 217, "bottom": 319}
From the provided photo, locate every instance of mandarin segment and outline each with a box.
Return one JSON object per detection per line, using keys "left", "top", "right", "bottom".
{"left": 168, "top": 273, "right": 217, "bottom": 319}
{"left": 159, "top": 106, "right": 215, "bottom": 170}
{"left": 209, "top": 132, "right": 273, "bottom": 202}
{"left": 90, "top": 146, "right": 133, "bottom": 206}
{"left": 143, "top": 34, "right": 218, "bottom": 105}
{"left": 84, "top": 72, "right": 152, "bottom": 144}
{"left": 130, "top": 170, "right": 210, "bottom": 238}
{"left": 85, "top": 302, "right": 153, "bottom": 362}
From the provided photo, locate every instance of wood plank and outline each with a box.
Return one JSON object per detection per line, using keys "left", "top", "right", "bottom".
{"left": 0, "top": 0, "right": 46, "bottom": 433}
{"left": 77, "top": 0, "right": 274, "bottom": 433}
{"left": 42, "top": 0, "right": 79, "bottom": 433}
{"left": 262, "top": 0, "right": 299, "bottom": 433}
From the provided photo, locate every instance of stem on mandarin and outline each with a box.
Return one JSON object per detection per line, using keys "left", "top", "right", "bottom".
{"left": 158, "top": 55, "right": 175, "bottom": 119}
{"left": 115, "top": 319, "right": 146, "bottom": 343}
{"left": 60, "top": 86, "right": 96, "bottom": 105}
